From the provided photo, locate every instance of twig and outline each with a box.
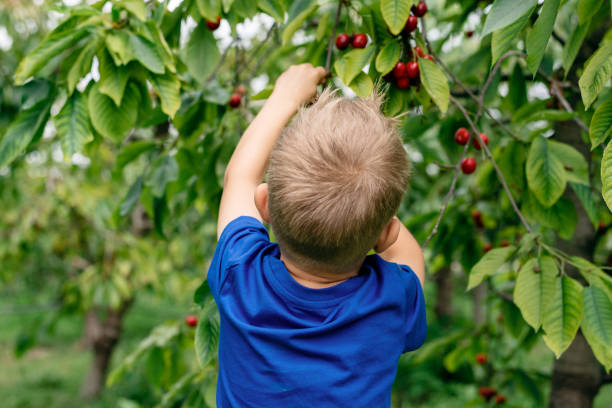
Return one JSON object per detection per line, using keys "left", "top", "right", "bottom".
{"left": 496, "top": 291, "right": 514, "bottom": 302}
{"left": 544, "top": 71, "right": 590, "bottom": 133}
{"left": 206, "top": 38, "right": 236, "bottom": 83}
{"left": 324, "top": 1, "right": 343, "bottom": 72}
{"left": 476, "top": 51, "right": 525, "bottom": 120}
{"left": 551, "top": 30, "right": 566, "bottom": 46}
{"left": 433, "top": 161, "right": 456, "bottom": 170}
{"left": 235, "top": 23, "right": 277, "bottom": 78}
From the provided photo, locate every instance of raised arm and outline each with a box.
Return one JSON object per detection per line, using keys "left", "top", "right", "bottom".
{"left": 217, "top": 64, "right": 327, "bottom": 238}
{"left": 378, "top": 218, "right": 425, "bottom": 289}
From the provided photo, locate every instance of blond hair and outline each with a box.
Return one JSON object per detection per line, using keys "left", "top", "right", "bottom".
{"left": 267, "top": 88, "right": 411, "bottom": 273}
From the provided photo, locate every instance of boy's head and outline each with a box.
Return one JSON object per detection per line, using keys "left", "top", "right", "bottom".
{"left": 262, "top": 88, "right": 410, "bottom": 273}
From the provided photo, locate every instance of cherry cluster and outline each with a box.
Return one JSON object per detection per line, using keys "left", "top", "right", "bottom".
{"left": 229, "top": 85, "right": 247, "bottom": 108}
{"left": 478, "top": 386, "right": 506, "bottom": 405}
{"left": 336, "top": 32, "right": 368, "bottom": 50}
{"left": 453, "top": 127, "right": 489, "bottom": 174}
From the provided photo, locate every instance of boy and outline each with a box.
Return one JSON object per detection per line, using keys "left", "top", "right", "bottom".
{"left": 208, "top": 64, "right": 426, "bottom": 407}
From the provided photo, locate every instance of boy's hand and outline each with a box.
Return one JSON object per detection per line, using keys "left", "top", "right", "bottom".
{"left": 270, "top": 64, "right": 328, "bottom": 110}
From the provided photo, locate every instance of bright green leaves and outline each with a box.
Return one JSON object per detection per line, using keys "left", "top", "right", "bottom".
{"left": 334, "top": 47, "right": 376, "bottom": 86}
{"left": 197, "top": 0, "right": 222, "bottom": 20}
{"left": 577, "top": 0, "right": 605, "bottom": 24}
{"left": 468, "top": 246, "right": 516, "bottom": 290}
{"left": 128, "top": 32, "right": 165, "bottom": 74}
{"left": 146, "top": 155, "right": 179, "bottom": 197}
{"left": 562, "top": 22, "right": 590, "bottom": 76}
{"left": 258, "top": 0, "right": 286, "bottom": 23}
{"left": 67, "top": 38, "right": 100, "bottom": 94}
{"left": 381, "top": 0, "right": 413, "bottom": 35}
{"left": 120, "top": 175, "right": 145, "bottom": 216}
{"left": 195, "top": 301, "right": 220, "bottom": 367}
{"left": 418, "top": 58, "right": 449, "bottom": 114}
{"left": 282, "top": 0, "right": 317, "bottom": 46}
{"left": 579, "top": 41, "right": 612, "bottom": 109}
{"left": 514, "top": 257, "right": 557, "bottom": 331}
{"left": 375, "top": 40, "right": 401, "bottom": 75}
{"left": 105, "top": 30, "right": 132, "bottom": 65}
{"left": 88, "top": 82, "right": 139, "bottom": 143}
{"left": 526, "top": 0, "right": 560, "bottom": 75}
{"left": 548, "top": 140, "right": 589, "bottom": 185}
{"left": 603, "top": 141, "right": 612, "bottom": 211}
{"left": 54, "top": 92, "right": 93, "bottom": 156}
{"left": 482, "top": 0, "right": 537, "bottom": 37}
{"left": 526, "top": 137, "right": 566, "bottom": 207}
{"left": 99, "top": 50, "right": 132, "bottom": 106}
{"left": 589, "top": 97, "right": 612, "bottom": 148}
{"left": 542, "top": 275, "right": 583, "bottom": 358}
{"left": 183, "top": 21, "right": 221, "bottom": 84}
{"left": 0, "top": 96, "right": 53, "bottom": 168}
{"left": 118, "top": 0, "right": 147, "bottom": 21}
{"left": 350, "top": 73, "right": 374, "bottom": 98}
{"left": 491, "top": 9, "right": 531, "bottom": 66}
{"left": 148, "top": 72, "right": 182, "bottom": 118}
{"left": 581, "top": 286, "right": 612, "bottom": 371}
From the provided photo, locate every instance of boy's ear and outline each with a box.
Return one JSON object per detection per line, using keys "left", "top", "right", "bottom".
{"left": 374, "top": 217, "right": 401, "bottom": 253}
{"left": 254, "top": 183, "right": 270, "bottom": 223}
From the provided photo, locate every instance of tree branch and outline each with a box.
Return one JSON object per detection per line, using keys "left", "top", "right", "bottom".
{"left": 325, "top": 1, "right": 343, "bottom": 72}
{"left": 476, "top": 51, "right": 525, "bottom": 120}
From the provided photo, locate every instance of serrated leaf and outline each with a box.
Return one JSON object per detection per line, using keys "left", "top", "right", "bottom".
{"left": 589, "top": 96, "right": 612, "bottom": 148}
{"left": 542, "top": 275, "right": 583, "bottom": 358}
{"left": 146, "top": 155, "right": 179, "bottom": 197}
{"left": 67, "top": 37, "right": 100, "bottom": 94}
{"left": 483, "top": 0, "right": 537, "bottom": 37}
{"left": 105, "top": 30, "right": 132, "bottom": 65}
{"left": 548, "top": 140, "right": 589, "bottom": 185}
{"left": 584, "top": 332, "right": 612, "bottom": 372}
{"left": 522, "top": 194, "right": 578, "bottom": 239}
{"left": 195, "top": 304, "right": 219, "bottom": 367}
{"left": 148, "top": 71, "right": 181, "bottom": 117}
{"left": 570, "top": 183, "right": 598, "bottom": 229}
{"left": 119, "top": 0, "right": 147, "bottom": 20}
{"left": 144, "top": 21, "right": 176, "bottom": 73}
{"left": 0, "top": 97, "right": 53, "bottom": 168}
{"left": 491, "top": 8, "right": 532, "bottom": 66}
{"left": 334, "top": 47, "right": 376, "bottom": 86}
{"left": 577, "top": 0, "right": 604, "bottom": 24}
{"left": 375, "top": 40, "right": 401, "bottom": 75}
{"left": 98, "top": 50, "right": 132, "bottom": 106}
{"left": 563, "top": 22, "right": 590, "bottom": 76}
{"left": 579, "top": 41, "right": 612, "bottom": 109}
{"left": 380, "top": 0, "right": 413, "bottom": 35}
{"left": 508, "top": 62, "right": 528, "bottom": 111}
{"left": 514, "top": 257, "right": 557, "bottom": 330}
{"left": 282, "top": 1, "right": 317, "bottom": 46}
{"left": 603, "top": 140, "right": 612, "bottom": 211}
{"left": 526, "top": 137, "right": 567, "bottom": 207}
{"left": 183, "top": 21, "right": 220, "bottom": 84}
{"left": 582, "top": 286, "right": 612, "bottom": 348}
{"left": 116, "top": 141, "right": 157, "bottom": 169}
{"left": 120, "top": 175, "right": 144, "bottom": 216}
{"left": 468, "top": 246, "right": 516, "bottom": 290}
{"left": 54, "top": 92, "right": 93, "bottom": 156}
{"left": 350, "top": 72, "right": 374, "bottom": 97}
{"left": 129, "top": 33, "right": 164, "bottom": 74}
{"left": 88, "top": 82, "right": 139, "bottom": 143}
{"left": 526, "top": 0, "right": 560, "bottom": 75}
{"left": 419, "top": 58, "right": 449, "bottom": 114}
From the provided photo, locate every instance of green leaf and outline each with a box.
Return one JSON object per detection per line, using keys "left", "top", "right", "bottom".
{"left": 194, "top": 281, "right": 212, "bottom": 306}
{"left": 334, "top": 47, "right": 376, "bottom": 86}
{"left": 148, "top": 71, "right": 181, "bottom": 118}
{"left": 522, "top": 194, "right": 578, "bottom": 239}
{"left": 577, "top": 0, "right": 604, "bottom": 24}
{"left": 526, "top": 137, "right": 567, "bottom": 207}
{"left": 579, "top": 41, "right": 612, "bottom": 109}
{"left": 282, "top": 1, "right": 317, "bottom": 46}
{"left": 526, "top": 0, "right": 560, "bottom": 75}
{"left": 589, "top": 96, "right": 612, "bottom": 148}
{"left": 0, "top": 97, "right": 53, "bottom": 168}
{"left": 14, "top": 21, "right": 91, "bottom": 84}
{"left": 98, "top": 50, "right": 132, "bottom": 106}
{"left": 54, "top": 92, "right": 93, "bottom": 156}
{"left": 350, "top": 73, "right": 374, "bottom": 98}
{"left": 144, "top": 21, "right": 176, "bottom": 73}
{"left": 483, "top": 0, "right": 537, "bottom": 37}
{"left": 380, "top": 0, "right": 413, "bottom": 35}
{"left": 582, "top": 286, "right": 612, "bottom": 348}
{"left": 603, "top": 140, "right": 612, "bottom": 211}
{"left": 88, "top": 82, "right": 140, "bottom": 143}
{"left": 118, "top": 0, "right": 147, "bottom": 20}
{"left": 183, "top": 21, "right": 220, "bottom": 84}
{"left": 508, "top": 63, "right": 528, "bottom": 111}
{"left": 584, "top": 331, "right": 612, "bottom": 372}
{"left": 116, "top": 141, "right": 157, "bottom": 169}
{"left": 491, "top": 8, "right": 532, "bottom": 66}
{"left": 570, "top": 183, "right": 599, "bottom": 229}
{"left": 523, "top": 110, "right": 576, "bottom": 123}
{"left": 196, "top": 0, "right": 221, "bottom": 21}
{"left": 468, "top": 246, "right": 516, "bottom": 290}
{"left": 548, "top": 140, "right": 589, "bottom": 185}
{"left": 105, "top": 30, "right": 132, "bottom": 65}
{"left": 129, "top": 33, "right": 164, "bottom": 74}
{"left": 563, "top": 22, "right": 590, "bottom": 76}
{"left": 542, "top": 275, "right": 584, "bottom": 358}
{"left": 67, "top": 37, "right": 100, "bottom": 95}
{"left": 120, "top": 175, "right": 145, "bottom": 216}
{"left": 195, "top": 304, "right": 219, "bottom": 367}
{"left": 146, "top": 155, "right": 179, "bottom": 197}
{"left": 418, "top": 58, "right": 449, "bottom": 114}
{"left": 514, "top": 257, "right": 558, "bottom": 330}
{"left": 258, "top": 0, "right": 285, "bottom": 22}
{"left": 375, "top": 40, "right": 401, "bottom": 75}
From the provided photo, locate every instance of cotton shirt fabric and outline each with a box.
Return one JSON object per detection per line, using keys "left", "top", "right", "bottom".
{"left": 207, "top": 216, "right": 427, "bottom": 407}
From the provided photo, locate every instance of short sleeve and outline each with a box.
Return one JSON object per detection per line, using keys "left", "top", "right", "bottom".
{"left": 398, "top": 265, "right": 427, "bottom": 353}
{"left": 207, "top": 216, "right": 270, "bottom": 297}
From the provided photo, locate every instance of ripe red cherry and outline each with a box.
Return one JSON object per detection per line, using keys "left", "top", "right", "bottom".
{"left": 404, "top": 15, "right": 418, "bottom": 32}
{"left": 483, "top": 243, "right": 493, "bottom": 253}
{"left": 424, "top": 54, "right": 434, "bottom": 62}
{"left": 473, "top": 133, "right": 489, "bottom": 150}
{"left": 478, "top": 386, "right": 497, "bottom": 401}
{"left": 206, "top": 16, "right": 221, "bottom": 31}
{"left": 185, "top": 315, "right": 198, "bottom": 327}
{"left": 495, "top": 394, "right": 506, "bottom": 405}
{"left": 461, "top": 157, "right": 476, "bottom": 174}
{"left": 406, "top": 61, "right": 419, "bottom": 79}
{"left": 472, "top": 210, "right": 484, "bottom": 228}
{"left": 393, "top": 62, "right": 407, "bottom": 79}
{"left": 465, "top": 30, "right": 474, "bottom": 38}
{"left": 475, "top": 353, "right": 487, "bottom": 365}
{"left": 352, "top": 33, "right": 368, "bottom": 48}
{"left": 414, "top": 46, "right": 424, "bottom": 58}
{"left": 336, "top": 33, "right": 350, "bottom": 50}
{"left": 229, "top": 93, "right": 241, "bottom": 108}
{"left": 500, "top": 240, "right": 510, "bottom": 247}
{"left": 454, "top": 127, "right": 470, "bottom": 145}
{"left": 397, "top": 77, "right": 410, "bottom": 89}
{"left": 412, "top": 1, "right": 428, "bottom": 17}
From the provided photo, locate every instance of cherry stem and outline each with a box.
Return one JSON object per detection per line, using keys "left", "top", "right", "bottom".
{"left": 325, "top": 0, "right": 344, "bottom": 73}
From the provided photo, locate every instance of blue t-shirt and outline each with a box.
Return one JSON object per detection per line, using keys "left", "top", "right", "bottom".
{"left": 207, "top": 216, "right": 427, "bottom": 407}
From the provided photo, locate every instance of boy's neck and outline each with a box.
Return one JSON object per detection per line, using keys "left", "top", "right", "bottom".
{"left": 280, "top": 254, "right": 360, "bottom": 289}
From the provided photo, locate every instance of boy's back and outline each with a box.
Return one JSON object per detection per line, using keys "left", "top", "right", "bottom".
{"left": 208, "top": 216, "right": 426, "bottom": 407}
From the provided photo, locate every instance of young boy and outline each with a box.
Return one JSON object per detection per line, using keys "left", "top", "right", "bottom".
{"left": 208, "top": 64, "right": 426, "bottom": 407}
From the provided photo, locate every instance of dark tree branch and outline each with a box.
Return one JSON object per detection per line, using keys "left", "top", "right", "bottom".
{"left": 324, "top": 1, "right": 343, "bottom": 72}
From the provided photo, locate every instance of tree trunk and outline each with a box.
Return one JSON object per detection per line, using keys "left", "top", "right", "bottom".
{"left": 80, "top": 299, "right": 133, "bottom": 399}
{"left": 434, "top": 266, "right": 453, "bottom": 323}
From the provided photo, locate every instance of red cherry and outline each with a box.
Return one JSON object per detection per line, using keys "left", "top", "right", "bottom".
{"left": 206, "top": 16, "right": 221, "bottom": 31}
{"left": 393, "top": 62, "right": 407, "bottom": 78}
{"left": 454, "top": 127, "right": 470, "bottom": 145}
{"left": 465, "top": 30, "right": 474, "bottom": 38}
{"left": 500, "top": 240, "right": 510, "bottom": 247}
{"left": 336, "top": 33, "right": 350, "bottom": 50}
{"left": 412, "top": 1, "right": 428, "bottom": 17}
{"left": 473, "top": 133, "right": 489, "bottom": 150}
{"left": 483, "top": 243, "right": 493, "bottom": 253}
{"left": 352, "top": 33, "right": 368, "bottom": 48}
{"left": 396, "top": 77, "right": 410, "bottom": 89}
{"left": 478, "top": 386, "right": 497, "bottom": 402}
{"left": 472, "top": 210, "right": 484, "bottom": 228}
{"left": 495, "top": 394, "right": 506, "bottom": 405}
{"left": 475, "top": 353, "right": 487, "bottom": 365}
{"left": 424, "top": 54, "right": 434, "bottom": 62}
{"left": 461, "top": 157, "right": 476, "bottom": 174}
{"left": 406, "top": 61, "right": 419, "bottom": 79}
{"left": 229, "top": 93, "right": 241, "bottom": 108}
{"left": 414, "top": 46, "right": 424, "bottom": 58}
{"left": 404, "top": 15, "right": 418, "bottom": 33}
{"left": 185, "top": 315, "right": 198, "bottom": 327}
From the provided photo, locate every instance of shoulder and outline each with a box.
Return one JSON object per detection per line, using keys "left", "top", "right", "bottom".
{"left": 364, "top": 254, "right": 424, "bottom": 302}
